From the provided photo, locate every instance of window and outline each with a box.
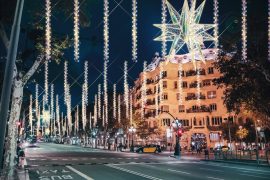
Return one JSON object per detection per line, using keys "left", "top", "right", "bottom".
{"left": 207, "top": 91, "right": 216, "bottom": 99}
{"left": 174, "top": 81, "right": 178, "bottom": 89}
{"left": 178, "top": 105, "right": 185, "bottom": 113}
{"left": 176, "top": 93, "right": 180, "bottom": 100}
{"left": 182, "top": 81, "right": 188, "bottom": 88}
{"left": 210, "top": 103, "right": 217, "bottom": 111}
{"left": 180, "top": 119, "right": 189, "bottom": 126}
{"left": 178, "top": 70, "right": 185, "bottom": 77}
{"left": 211, "top": 116, "right": 222, "bottom": 125}
{"left": 162, "top": 71, "right": 167, "bottom": 78}
{"left": 163, "top": 81, "right": 167, "bottom": 88}
{"left": 162, "top": 118, "right": 170, "bottom": 126}
{"left": 203, "top": 79, "right": 211, "bottom": 86}
{"left": 163, "top": 93, "right": 168, "bottom": 100}
{"left": 161, "top": 105, "right": 169, "bottom": 112}
{"left": 208, "top": 67, "right": 214, "bottom": 74}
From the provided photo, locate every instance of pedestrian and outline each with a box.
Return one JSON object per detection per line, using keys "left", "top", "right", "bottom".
{"left": 204, "top": 148, "right": 209, "bottom": 160}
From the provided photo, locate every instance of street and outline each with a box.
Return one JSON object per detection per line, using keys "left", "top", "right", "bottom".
{"left": 17, "top": 143, "right": 270, "bottom": 180}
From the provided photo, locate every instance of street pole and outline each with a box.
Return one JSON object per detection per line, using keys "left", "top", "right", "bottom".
{"left": 0, "top": 0, "right": 24, "bottom": 169}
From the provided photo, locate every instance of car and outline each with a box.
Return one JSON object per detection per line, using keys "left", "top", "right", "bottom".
{"left": 136, "top": 145, "right": 161, "bottom": 153}
{"left": 214, "top": 146, "right": 230, "bottom": 152}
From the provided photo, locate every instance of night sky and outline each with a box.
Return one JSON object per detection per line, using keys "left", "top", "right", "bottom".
{"left": 0, "top": 0, "right": 267, "bottom": 109}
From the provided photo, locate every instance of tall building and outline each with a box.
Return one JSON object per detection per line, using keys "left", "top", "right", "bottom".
{"left": 132, "top": 49, "right": 235, "bottom": 150}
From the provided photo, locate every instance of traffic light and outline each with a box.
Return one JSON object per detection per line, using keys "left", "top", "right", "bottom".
{"left": 177, "top": 129, "right": 183, "bottom": 137}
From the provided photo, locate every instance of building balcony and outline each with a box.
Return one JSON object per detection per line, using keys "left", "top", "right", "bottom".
{"left": 186, "top": 69, "right": 206, "bottom": 77}
{"left": 185, "top": 94, "right": 206, "bottom": 101}
{"left": 189, "top": 83, "right": 202, "bottom": 88}
{"left": 186, "top": 106, "right": 211, "bottom": 113}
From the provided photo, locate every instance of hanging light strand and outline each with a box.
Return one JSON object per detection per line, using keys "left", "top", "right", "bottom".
{"left": 196, "top": 62, "right": 201, "bottom": 106}
{"left": 155, "top": 84, "right": 159, "bottom": 116}
{"left": 29, "top": 95, "right": 33, "bottom": 135}
{"left": 159, "top": 62, "right": 163, "bottom": 104}
{"left": 118, "top": 94, "right": 121, "bottom": 124}
{"left": 241, "top": 0, "right": 247, "bottom": 62}
{"left": 84, "top": 61, "right": 88, "bottom": 105}
{"left": 132, "top": 0, "right": 138, "bottom": 62}
{"left": 268, "top": 0, "right": 270, "bottom": 62}
{"left": 94, "top": 94, "right": 97, "bottom": 127}
{"left": 104, "top": 0, "right": 109, "bottom": 62}
{"left": 44, "top": 61, "right": 49, "bottom": 103}
{"left": 50, "top": 84, "right": 54, "bottom": 120}
{"left": 213, "top": 0, "right": 219, "bottom": 49}
{"left": 141, "top": 61, "right": 147, "bottom": 120}
{"left": 130, "top": 94, "right": 133, "bottom": 125}
{"left": 104, "top": 59, "right": 108, "bottom": 125}
{"left": 45, "top": 0, "right": 51, "bottom": 61}
{"left": 74, "top": 0, "right": 80, "bottom": 62}
{"left": 98, "top": 84, "right": 101, "bottom": 118}
{"left": 178, "top": 62, "right": 183, "bottom": 105}
{"left": 56, "top": 94, "right": 60, "bottom": 136}
{"left": 113, "top": 84, "right": 116, "bottom": 119}
{"left": 161, "top": 0, "right": 167, "bottom": 57}
{"left": 124, "top": 61, "right": 129, "bottom": 119}
{"left": 35, "top": 84, "right": 40, "bottom": 130}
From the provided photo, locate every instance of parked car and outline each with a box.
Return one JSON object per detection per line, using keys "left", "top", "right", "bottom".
{"left": 215, "top": 146, "right": 230, "bottom": 152}
{"left": 136, "top": 145, "right": 161, "bottom": 153}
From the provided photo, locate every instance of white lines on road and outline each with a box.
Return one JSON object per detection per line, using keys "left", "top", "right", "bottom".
{"left": 106, "top": 164, "right": 163, "bottom": 180}
{"left": 62, "top": 159, "right": 68, "bottom": 161}
{"left": 66, "top": 166, "right": 94, "bottom": 180}
{"left": 238, "top": 173, "right": 269, "bottom": 179}
{"left": 207, "top": 176, "right": 224, "bottom": 180}
{"left": 40, "top": 159, "right": 46, "bottom": 161}
{"left": 167, "top": 169, "right": 191, "bottom": 175}
{"left": 29, "top": 159, "right": 36, "bottom": 161}
{"left": 52, "top": 159, "right": 58, "bottom": 160}
{"left": 72, "top": 158, "right": 78, "bottom": 160}
{"left": 200, "top": 168, "right": 223, "bottom": 172}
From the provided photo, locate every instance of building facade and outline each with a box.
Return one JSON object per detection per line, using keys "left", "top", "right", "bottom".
{"left": 132, "top": 49, "right": 235, "bottom": 150}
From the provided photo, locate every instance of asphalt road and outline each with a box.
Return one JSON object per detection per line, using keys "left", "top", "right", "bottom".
{"left": 18, "top": 143, "right": 270, "bottom": 180}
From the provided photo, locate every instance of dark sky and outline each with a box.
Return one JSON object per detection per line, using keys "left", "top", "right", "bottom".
{"left": 0, "top": 0, "right": 267, "bottom": 109}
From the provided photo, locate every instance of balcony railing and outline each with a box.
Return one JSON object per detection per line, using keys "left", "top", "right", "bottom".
{"left": 185, "top": 94, "right": 206, "bottom": 101}
{"left": 186, "top": 106, "right": 211, "bottom": 113}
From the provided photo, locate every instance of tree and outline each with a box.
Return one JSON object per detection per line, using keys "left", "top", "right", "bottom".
{"left": 220, "top": 123, "right": 238, "bottom": 142}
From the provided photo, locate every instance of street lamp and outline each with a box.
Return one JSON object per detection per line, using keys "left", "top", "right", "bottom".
{"left": 129, "top": 125, "right": 136, "bottom": 152}
{"left": 172, "top": 119, "right": 182, "bottom": 157}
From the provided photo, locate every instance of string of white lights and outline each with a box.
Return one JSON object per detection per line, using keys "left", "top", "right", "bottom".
{"left": 29, "top": 95, "right": 33, "bottom": 135}
{"left": 64, "top": 61, "right": 72, "bottom": 135}
{"left": 82, "top": 90, "right": 86, "bottom": 131}
{"left": 74, "top": 0, "right": 80, "bottom": 62}
{"left": 130, "top": 94, "right": 133, "bottom": 125}
{"left": 161, "top": 0, "right": 167, "bottom": 57}
{"left": 124, "top": 61, "right": 129, "bottom": 119}
{"left": 196, "top": 62, "right": 201, "bottom": 106}
{"left": 56, "top": 94, "right": 60, "bottom": 136}
{"left": 155, "top": 84, "right": 159, "bottom": 116}
{"left": 44, "top": 61, "right": 49, "bottom": 103}
{"left": 64, "top": 61, "right": 68, "bottom": 103}
{"left": 213, "top": 0, "right": 219, "bottom": 49}
{"left": 104, "top": 60, "right": 108, "bottom": 126}
{"left": 113, "top": 84, "right": 116, "bottom": 119}
{"left": 98, "top": 84, "right": 101, "bottom": 118}
{"left": 104, "top": 0, "right": 109, "bottom": 63}
{"left": 76, "top": 105, "right": 79, "bottom": 135}
{"left": 268, "top": 0, "right": 270, "bottom": 62}
{"left": 141, "top": 61, "right": 147, "bottom": 120}
{"left": 178, "top": 62, "right": 183, "bottom": 105}
{"left": 102, "top": 105, "right": 105, "bottom": 127}
{"left": 242, "top": 0, "right": 247, "bottom": 61}
{"left": 94, "top": 94, "right": 97, "bottom": 127}
{"left": 132, "top": 0, "right": 138, "bottom": 62}
{"left": 89, "top": 112, "right": 92, "bottom": 130}
{"left": 118, "top": 94, "right": 121, "bottom": 124}
{"left": 50, "top": 84, "right": 54, "bottom": 120}
{"left": 84, "top": 61, "right": 88, "bottom": 105}
{"left": 35, "top": 84, "right": 39, "bottom": 131}
{"left": 159, "top": 62, "right": 163, "bottom": 104}
{"left": 45, "top": 0, "right": 51, "bottom": 61}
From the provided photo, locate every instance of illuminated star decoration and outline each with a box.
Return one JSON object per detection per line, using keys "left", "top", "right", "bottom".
{"left": 154, "top": 0, "right": 215, "bottom": 69}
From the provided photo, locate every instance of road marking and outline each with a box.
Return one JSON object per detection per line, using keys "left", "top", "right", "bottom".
{"left": 40, "top": 159, "right": 46, "bottom": 161}
{"left": 167, "top": 169, "right": 190, "bottom": 175}
{"left": 106, "top": 165, "right": 163, "bottom": 180}
{"left": 72, "top": 158, "right": 78, "bottom": 160}
{"left": 239, "top": 173, "right": 269, "bottom": 179}
{"left": 66, "top": 166, "right": 94, "bottom": 180}
{"left": 52, "top": 159, "right": 58, "bottom": 160}
{"left": 62, "top": 159, "right": 68, "bottom": 161}
{"left": 200, "top": 168, "right": 223, "bottom": 172}
{"left": 29, "top": 159, "right": 36, "bottom": 161}
{"left": 207, "top": 176, "right": 224, "bottom": 180}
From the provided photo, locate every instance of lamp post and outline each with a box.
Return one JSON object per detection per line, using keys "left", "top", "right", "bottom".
{"left": 129, "top": 125, "right": 136, "bottom": 152}
{"left": 172, "top": 119, "right": 182, "bottom": 157}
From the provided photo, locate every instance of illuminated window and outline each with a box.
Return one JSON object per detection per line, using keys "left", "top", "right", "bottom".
{"left": 207, "top": 91, "right": 216, "bottom": 99}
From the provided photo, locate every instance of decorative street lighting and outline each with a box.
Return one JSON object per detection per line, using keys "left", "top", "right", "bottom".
{"left": 172, "top": 119, "right": 182, "bottom": 157}
{"left": 129, "top": 125, "right": 136, "bottom": 152}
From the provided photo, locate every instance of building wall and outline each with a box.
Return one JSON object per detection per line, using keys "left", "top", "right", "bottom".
{"left": 132, "top": 49, "right": 234, "bottom": 149}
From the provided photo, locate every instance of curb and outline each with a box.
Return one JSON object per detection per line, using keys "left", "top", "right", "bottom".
{"left": 202, "top": 159, "right": 270, "bottom": 167}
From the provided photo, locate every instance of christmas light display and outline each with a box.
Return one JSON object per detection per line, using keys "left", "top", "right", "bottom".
{"left": 154, "top": 0, "right": 215, "bottom": 68}
{"left": 104, "top": 59, "right": 108, "bottom": 125}
{"left": 155, "top": 84, "right": 159, "bottom": 116}
{"left": 35, "top": 84, "right": 40, "bottom": 131}
{"left": 213, "top": 0, "right": 219, "bottom": 48}
{"left": 102, "top": 105, "right": 105, "bottom": 127}
{"left": 141, "top": 61, "right": 147, "bottom": 120}
{"left": 161, "top": 0, "right": 167, "bottom": 57}
{"left": 118, "top": 94, "right": 121, "bottom": 124}
{"left": 104, "top": 0, "right": 109, "bottom": 62}
{"left": 50, "top": 84, "right": 54, "bottom": 120}
{"left": 82, "top": 61, "right": 88, "bottom": 131}
{"left": 178, "top": 62, "right": 183, "bottom": 105}
{"left": 132, "top": 0, "right": 138, "bottom": 62}
{"left": 45, "top": 0, "right": 51, "bottom": 61}
{"left": 98, "top": 84, "right": 101, "bottom": 118}
{"left": 76, "top": 105, "right": 79, "bottom": 135}
{"left": 242, "top": 0, "right": 247, "bottom": 61}
{"left": 56, "top": 94, "right": 60, "bottom": 136}
{"left": 130, "top": 94, "right": 133, "bottom": 125}
{"left": 89, "top": 112, "right": 92, "bottom": 130}
{"left": 74, "top": 0, "right": 80, "bottom": 62}
{"left": 44, "top": 61, "right": 49, "bottom": 103}
{"left": 269, "top": 0, "right": 270, "bottom": 62}
{"left": 94, "top": 94, "right": 97, "bottom": 127}
{"left": 159, "top": 62, "right": 163, "bottom": 103}
{"left": 124, "top": 61, "right": 129, "bottom": 119}
{"left": 29, "top": 95, "right": 33, "bottom": 135}
{"left": 64, "top": 61, "right": 72, "bottom": 135}
{"left": 113, "top": 84, "right": 116, "bottom": 119}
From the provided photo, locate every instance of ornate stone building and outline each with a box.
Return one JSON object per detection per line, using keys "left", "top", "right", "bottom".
{"left": 132, "top": 49, "right": 235, "bottom": 150}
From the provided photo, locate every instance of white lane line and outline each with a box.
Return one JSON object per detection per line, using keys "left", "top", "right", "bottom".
{"left": 29, "top": 159, "right": 36, "bottom": 161}
{"left": 167, "top": 169, "right": 190, "bottom": 175}
{"left": 200, "top": 168, "right": 223, "bottom": 172}
{"left": 207, "top": 176, "right": 224, "bottom": 180}
{"left": 106, "top": 165, "right": 163, "bottom": 180}
{"left": 62, "top": 159, "right": 68, "bottom": 161}
{"left": 40, "top": 159, "right": 46, "bottom": 161}
{"left": 239, "top": 173, "right": 269, "bottom": 179}
{"left": 66, "top": 166, "right": 94, "bottom": 180}
{"left": 72, "top": 159, "right": 78, "bottom": 160}
{"left": 52, "top": 159, "right": 58, "bottom": 161}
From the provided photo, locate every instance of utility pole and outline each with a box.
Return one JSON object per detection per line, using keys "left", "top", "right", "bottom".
{"left": 0, "top": 0, "right": 25, "bottom": 169}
